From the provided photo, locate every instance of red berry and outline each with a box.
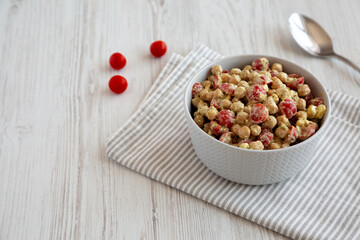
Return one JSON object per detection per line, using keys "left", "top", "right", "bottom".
{"left": 285, "top": 126, "right": 298, "bottom": 144}
{"left": 250, "top": 103, "right": 269, "bottom": 124}
{"left": 109, "top": 75, "right": 128, "bottom": 94}
{"left": 252, "top": 57, "right": 269, "bottom": 71}
{"left": 217, "top": 110, "right": 235, "bottom": 128}
{"left": 219, "top": 83, "right": 237, "bottom": 95}
{"left": 307, "top": 97, "right": 324, "bottom": 107}
{"left": 109, "top": 53, "right": 126, "bottom": 70}
{"left": 287, "top": 77, "right": 304, "bottom": 90}
{"left": 212, "top": 75, "right": 221, "bottom": 89}
{"left": 298, "top": 121, "right": 316, "bottom": 141}
{"left": 258, "top": 130, "right": 274, "bottom": 147}
{"left": 279, "top": 99, "right": 297, "bottom": 119}
{"left": 150, "top": 40, "right": 167, "bottom": 57}
{"left": 253, "top": 76, "right": 272, "bottom": 86}
{"left": 209, "top": 121, "right": 228, "bottom": 136}
{"left": 222, "top": 70, "right": 229, "bottom": 73}
{"left": 210, "top": 98, "right": 221, "bottom": 109}
{"left": 246, "top": 85, "right": 266, "bottom": 102}
{"left": 192, "top": 83, "right": 204, "bottom": 97}
{"left": 304, "top": 93, "right": 313, "bottom": 104}
{"left": 219, "top": 132, "right": 235, "bottom": 144}
{"left": 270, "top": 70, "right": 279, "bottom": 77}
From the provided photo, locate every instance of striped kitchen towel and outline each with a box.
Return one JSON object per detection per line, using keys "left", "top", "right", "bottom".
{"left": 106, "top": 44, "right": 360, "bottom": 240}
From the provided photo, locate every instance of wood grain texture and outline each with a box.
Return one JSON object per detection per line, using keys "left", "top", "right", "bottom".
{"left": 1, "top": 0, "right": 359, "bottom": 239}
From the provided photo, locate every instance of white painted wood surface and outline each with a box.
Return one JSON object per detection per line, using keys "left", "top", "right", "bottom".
{"left": 1, "top": 0, "right": 359, "bottom": 239}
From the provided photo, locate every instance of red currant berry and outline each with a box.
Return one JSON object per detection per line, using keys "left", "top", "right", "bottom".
{"left": 258, "top": 130, "right": 274, "bottom": 147}
{"left": 212, "top": 75, "right": 222, "bottom": 89}
{"left": 246, "top": 85, "right": 266, "bottom": 102}
{"left": 217, "top": 110, "right": 235, "bottom": 128}
{"left": 192, "top": 83, "right": 204, "bottom": 97}
{"left": 250, "top": 103, "right": 269, "bottom": 124}
{"left": 109, "top": 53, "right": 126, "bottom": 70}
{"left": 252, "top": 57, "right": 269, "bottom": 71}
{"left": 307, "top": 97, "right": 324, "bottom": 107}
{"left": 279, "top": 99, "right": 297, "bottom": 119}
{"left": 219, "top": 132, "right": 235, "bottom": 144}
{"left": 150, "top": 40, "right": 167, "bottom": 57}
{"left": 108, "top": 75, "right": 128, "bottom": 94}
{"left": 285, "top": 126, "right": 298, "bottom": 144}
{"left": 219, "top": 83, "right": 237, "bottom": 95}
{"left": 298, "top": 121, "right": 316, "bottom": 141}
{"left": 209, "top": 121, "right": 228, "bottom": 136}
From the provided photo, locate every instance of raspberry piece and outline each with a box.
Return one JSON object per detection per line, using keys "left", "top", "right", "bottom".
{"left": 222, "top": 70, "right": 229, "bottom": 73}
{"left": 252, "top": 57, "right": 269, "bottom": 71}
{"left": 304, "top": 93, "right": 313, "bottom": 104}
{"left": 279, "top": 99, "right": 297, "bottom": 119}
{"left": 109, "top": 53, "right": 126, "bottom": 70}
{"left": 285, "top": 126, "right": 298, "bottom": 144}
{"left": 307, "top": 97, "right": 324, "bottom": 107}
{"left": 212, "top": 75, "right": 221, "bottom": 89}
{"left": 270, "top": 70, "right": 279, "bottom": 77}
{"left": 246, "top": 85, "right": 266, "bottom": 102}
{"left": 210, "top": 98, "right": 221, "bottom": 109}
{"left": 209, "top": 121, "right": 228, "bottom": 136}
{"left": 258, "top": 130, "right": 274, "bottom": 147}
{"left": 192, "top": 83, "right": 204, "bottom": 97}
{"left": 253, "top": 76, "right": 271, "bottom": 85}
{"left": 298, "top": 121, "right": 316, "bottom": 140}
{"left": 287, "top": 77, "right": 304, "bottom": 90}
{"left": 217, "top": 110, "right": 235, "bottom": 128}
{"left": 250, "top": 103, "right": 269, "bottom": 124}
{"left": 219, "top": 132, "right": 235, "bottom": 144}
{"left": 150, "top": 40, "right": 167, "bottom": 57}
{"left": 219, "top": 83, "right": 237, "bottom": 95}
{"left": 108, "top": 75, "right": 128, "bottom": 94}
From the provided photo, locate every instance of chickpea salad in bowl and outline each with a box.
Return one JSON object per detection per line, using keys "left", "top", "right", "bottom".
{"left": 191, "top": 57, "right": 327, "bottom": 150}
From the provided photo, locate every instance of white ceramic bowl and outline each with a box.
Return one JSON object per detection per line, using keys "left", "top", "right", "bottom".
{"left": 184, "top": 55, "right": 331, "bottom": 185}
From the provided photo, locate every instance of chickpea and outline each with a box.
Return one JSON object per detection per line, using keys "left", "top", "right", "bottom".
{"left": 203, "top": 123, "right": 210, "bottom": 133}
{"left": 271, "top": 63, "right": 283, "bottom": 72}
{"left": 206, "top": 106, "right": 218, "bottom": 120}
{"left": 240, "top": 70, "right": 250, "bottom": 80}
{"left": 268, "top": 142, "right": 281, "bottom": 149}
{"left": 290, "top": 90, "right": 299, "bottom": 101}
{"left": 262, "top": 116, "right": 277, "bottom": 129}
{"left": 238, "top": 80, "right": 249, "bottom": 89}
{"left": 296, "top": 98, "right": 306, "bottom": 111}
{"left": 259, "top": 71, "right": 272, "bottom": 78}
{"left": 231, "top": 68, "right": 242, "bottom": 75}
{"left": 315, "top": 105, "right": 326, "bottom": 119}
{"left": 307, "top": 105, "right": 317, "bottom": 118}
{"left": 211, "top": 65, "right": 222, "bottom": 76}
{"left": 205, "top": 91, "right": 214, "bottom": 101}
{"left": 194, "top": 115, "right": 204, "bottom": 128}
{"left": 234, "top": 86, "right": 246, "bottom": 99}
{"left": 221, "top": 73, "right": 231, "bottom": 82}
{"left": 250, "top": 125, "right": 261, "bottom": 136}
{"left": 264, "top": 97, "right": 278, "bottom": 115}
{"left": 231, "top": 124, "right": 241, "bottom": 135}
{"left": 229, "top": 74, "right": 241, "bottom": 84}
{"left": 220, "top": 99, "right": 232, "bottom": 109}
{"left": 275, "top": 124, "right": 289, "bottom": 138}
{"left": 230, "top": 101, "right": 244, "bottom": 112}
{"left": 267, "top": 89, "right": 277, "bottom": 96}
{"left": 249, "top": 141, "right": 264, "bottom": 150}
{"left": 238, "top": 143, "right": 250, "bottom": 149}
{"left": 298, "top": 84, "right": 311, "bottom": 97}
{"left": 277, "top": 115, "right": 291, "bottom": 127}
{"left": 276, "top": 87, "right": 291, "bottom": 100}
{"left": 213, "top": 88, "right": 224, "bottom": 99}
{"left": 281, "top": 143, "right": 290, "bottom": 148}
{"left": 248, "top": 71, "right": 259, "bottom": 81}
{"left": 295, "top": 111, "right": 307, "bottom": 120}
{"left": 271, "top": 77, "right": 283, "bottom": 89}
{"left": 243, "top": 65, "right": 252, "bottom": 71}
{"left": 199, "top": 89, "right": 209, "bottom": 100}
{"left": 276, "top": 72, "right": 288, "bottom": 83}
{"left": 244, "top": 105, "right": 252, "bottom": 114}
{"left": 202, "top": 80, "right": 212, "bottom": 89}
{"left": 198, "top": 106, "right": 209, "bottom": 116}
{"left": 192, "top": 98, "right": 202, "bottom": 108}
{"left": 270, "top": 94, "right": 279, "bottom": 104}
{"left": 236, "top": 111, "right": 249, "bottom": 125}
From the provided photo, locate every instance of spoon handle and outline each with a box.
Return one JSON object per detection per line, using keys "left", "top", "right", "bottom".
{"left": 333, "top": 53, "right": 360, "bottom": 74}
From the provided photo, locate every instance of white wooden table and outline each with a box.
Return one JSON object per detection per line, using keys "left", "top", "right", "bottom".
{"left": 1, "top": 0, "right": 360, "bottom": 239}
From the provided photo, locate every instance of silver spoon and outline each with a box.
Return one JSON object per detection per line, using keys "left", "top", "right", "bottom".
{"left": 289, "top": 12, "right": 360, "bottom": 74}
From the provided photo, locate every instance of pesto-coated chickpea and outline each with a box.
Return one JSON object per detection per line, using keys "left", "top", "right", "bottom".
{"left": 238, "top": 80, "right": 249, "bottom": 89}
{"left": 198, "top": 106, "right": 209, "bottom": 116}
{"left": 229, "top": 74, "right": 241, "bottom": 84}
{"left": 277, "top": 72, "right": 288, "bottom": 83}
{"left": 236, "top": 111, "right": 249, "bottom": 125}
{"left": 194, "top": 115, "right": 204, "bottom": 128}
{"left": 262, "top": 115, "right": 277, "bottom": 129}
{"left": 234, "top": 86, "right": 246, "bottom": 99}
{"left": 240, "top": 70, "right": 250, "bottom": 80}
{"left": 259, "top": 71, "right": 272, "bottom": 78}
{"left": 250, "top": 125, "right": 261, "bottom": 136}
{"left": 244, "top": 105, "right": 252, "bottom": 114}
{"left": 199, "top": 89, "right": 209, "bottom": 100}
{"left": 297, "top": 84, "right": 311, "bottom": 97}
{"left": 231, "top": 68, "right": 242, "bottom": 75}
{"left": 307, "top": 105, "right": 317, "bottom": 118}
{"left": 238, "top": 126, "right": 251, "bottom": 139}
{"left": 271, "top": 63, "right": 283, "bottom": 72}
{"left": 276, "top": 87, "right": 291, "bottom": 100}
{"left": 231, "top": 124, "right": 241, "bottom": 135}
{"left": 203, "top": 123, "right": 210, "bottom": 133}
{"left": 296, "top": 111, "right": 307, "bottom": 120}
{"left": 191, "top": 98, "right": 202, "bottom": 108}
{"left": 268, "top": 142, "right": 281, "bottom": 149}
{"left": 267, "top": 89, "right": 277, "bottom": 96}
{"left": 296, "top": 98, "right": 306, "bottom": 111}
{"left": 275, "top": 124, "right": 289, "bottom": 138}
{"left": 277, "top": 115, "right": 291, "bottom": 127}
{"left": 270, "top": 94, "right": 279, "bottom": 104}
{"left": 315, "top": 105, "right": 326, "bottom": 119}
{"left": 202, "top": 80, "right": 212, "bottom": 89}
{"left": 206, "top": 106, "right": 218, "bottom": 120}
{"left": 211, "top": 65, "right": 222, "bottom": 76}
{"left": 213, "top": 88, "right": 224, "bottom": 99}
{"left": 249, "top": 141, "right": 264, "bottom": 150}
{"left": 281, "top": 143, "right": 290, "bottom": 148}
{"left": 230, "top": 101, "right": 244, "bottom": 112}
{"left": 264, "top": 97, "right": 278, "bottom": 115}
{"left": 290, "top": 90, "right": 299, "bottom": 101}
{"left": 205, "top": 91, "right": 214, "bottom": 101}
{"left": 238, "top": 143, "right": 250, "bottom": 149}
{"left": 248, "top": 71, "right": 259, "bottom": 81}
{"left": 220, "top": 99, "right": 232, "bottom": 109}
{"left": 271, "top": 77, "right": 283, "bottom": 89}
{"left": 221, "top": 73, "right": 231, "bottom": 82}
{"left": 243, "top": 65, "right": 252, "bottom": 71}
